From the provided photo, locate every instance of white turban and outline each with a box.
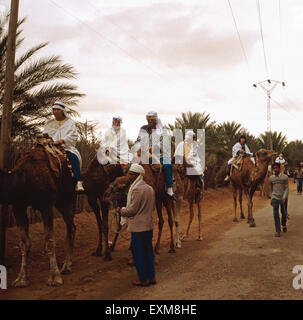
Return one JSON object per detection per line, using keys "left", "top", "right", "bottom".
{"left": 113, "top": 115, "right": 122, "bottom": 122}
{"left": 129, "top": 163, "right": 145, "bottom": 176}
{"left": 146, "top": 110, "right": 165, "bottom": 134}
{"left": 185, "top": 130, "right": 195, "bottom": 143}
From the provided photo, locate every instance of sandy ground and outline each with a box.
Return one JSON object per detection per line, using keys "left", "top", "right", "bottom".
{"left": 1, "top": 182, "right": 301, "bottom": 300}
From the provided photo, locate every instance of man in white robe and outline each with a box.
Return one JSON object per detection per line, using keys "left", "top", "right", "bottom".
{"left": 97, "top": 115, "right": 133, "bottom": 166}
{"left": 174, "top": 131, "right": 204, "bottom": 186}
{"left": 43, "top": 101, "right": 84, "bottom": 192}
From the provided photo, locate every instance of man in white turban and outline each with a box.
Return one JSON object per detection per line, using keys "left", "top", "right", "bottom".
{"left": 117, "top": 163, "right": 156, "bottom": 287}
{"left": 174, "top": 130, "right": 204, "bottom": 186}
{"left": 133, "top": 111, "right": 175, "bottom": 200}
{"left": 97, "top": 115, "right": 133, "bottom": 168}
{"left": 43, "top": 101, "right": 84, "bottom": 192}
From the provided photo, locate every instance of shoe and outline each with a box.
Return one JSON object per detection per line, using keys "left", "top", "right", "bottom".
{"left": 166, "top": 193, "right": 177, "bottom": 201}
{"left": 75, "top": 181, "right": 85, "bottom": 192}
{"left": 275, "top": 232, "right": 281, "bottom": 237}
{"left": 132, "top": 280, "right": 150, "bottom": 287}
{"left": 282, "top": 226, "right": 287, "bottom": 233}
{"left": 149, "top": 278, "right": 157, "bottom": 285}
{"left": 224, "top": 175, "right": 230, "bottom": 182}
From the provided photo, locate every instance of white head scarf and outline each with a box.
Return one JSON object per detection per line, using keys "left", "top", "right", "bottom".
{"left": 120, "top": 163, "right": 145, "bottom": 226}
{"left": 146, "top": 110, "right": 165, "bottom": 134}
{"left": 185, "top": 130, "right": 195, "bottom": 144}
{"left": 52, "top": 101, "right": 69, "bottom": 118}
{"left": 129, "top": 163, "right": 145, "bottom": 176}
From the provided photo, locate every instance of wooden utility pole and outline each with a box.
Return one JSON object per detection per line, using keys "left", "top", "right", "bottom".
{"left": 0, "top": 0, "right": 19, "bottom": 265}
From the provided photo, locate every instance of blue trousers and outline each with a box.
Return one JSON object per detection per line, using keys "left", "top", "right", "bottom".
{"left": 297, "top": 178, "right": 303, "bottom": 193}
{"left": 271, "top": 199, "right": 287, "bottom": 233}
{"left": 131, "top": 230, "right": 155, "bottom": 282}
{"left": 160, "top": 157, "right": 173, "bottom": 188}
{"left": 66, "top": 151, "right": 81, "bottom": 181}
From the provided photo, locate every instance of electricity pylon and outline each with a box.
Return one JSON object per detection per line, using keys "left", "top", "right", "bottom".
{"left": 253, "top": 79, "right": 285, "bottom": 150}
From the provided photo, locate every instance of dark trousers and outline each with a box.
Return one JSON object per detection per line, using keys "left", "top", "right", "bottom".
{"left": 66, "top": 151, "right": 81, "bottom": 181}
{"left": 160, "top": 157, "right": 173, "bottom": 187}
{"left": 131, "top": 230, "right": 155, "bottom": 282}
{"left": 271, "top": 199, "right": 287, "bottom": 233}
{"left": 297, "top": 178, "right": 303, "bottom": 193}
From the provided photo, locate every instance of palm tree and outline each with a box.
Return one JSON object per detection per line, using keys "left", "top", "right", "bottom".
{"left": 0, "top": 14, "right": 84, "bottom": 139}
{"left": 283, "top": 140, "right": 303, "bottom": 166}
{"left": 258, "top": 131, "right": 287, "bottom": 153}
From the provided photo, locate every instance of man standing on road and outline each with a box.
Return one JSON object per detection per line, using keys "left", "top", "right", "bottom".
{"left": 269, "top": 163, "right": 289, "bottom": 237}
{"left": 117, "top": 164, "right": 156, "bottom": 287}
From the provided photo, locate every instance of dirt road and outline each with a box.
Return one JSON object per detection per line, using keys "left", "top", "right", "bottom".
{"left": 1, "top": 182, "right": 302, "bottom": 300}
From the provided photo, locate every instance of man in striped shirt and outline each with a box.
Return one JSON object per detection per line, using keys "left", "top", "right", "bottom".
{"left": 269, "top": 162, "right": 289, "bottom": 237}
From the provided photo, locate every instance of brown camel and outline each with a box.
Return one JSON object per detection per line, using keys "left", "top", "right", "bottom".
{"left": 0, "top": 137, "right": 76, "bottom": 287}
{"left": 173, "top": 164, "right": 203, "bottom": 248}
{"left": 230, "top": 149, "right": 277, "bottom": 226}
{"left": 82, "top": 157, "right": 124, "bottom": 260}
{"left": 103, "top": 163, "right": 176, "bottom": 254}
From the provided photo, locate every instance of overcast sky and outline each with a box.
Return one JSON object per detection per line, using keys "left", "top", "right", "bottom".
{"left": 1, "top": 0, "right": 302, "bottom": 142}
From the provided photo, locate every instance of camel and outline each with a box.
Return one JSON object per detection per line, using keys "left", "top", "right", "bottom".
{"left": 103, "top": 163, "right": 176, "bottom": 254}
{"left": 173, "top": 164, "right": 203, "bottom": 248}
{"left": 82, "top": 157, "right": 124, "bottom": 260}
{"left": 230, "top": 148, "right": 277, "bottom": 227}
{"left": 0, "top": 137, "right": 76, "bottom": 287}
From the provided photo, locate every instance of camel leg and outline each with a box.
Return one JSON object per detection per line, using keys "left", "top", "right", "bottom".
{"left": 154, "top": 200, "right": 164, "bottom": 255}
{"left": 239, "top": 188, "right": 245, "bottom": 219}
{"left": 42, "top": 205, "right": 63, "bottom": 286}
{"left": 12, "top": 205, "right": 31, "bottom": 288}
{"left": 185, "top": 201, "right": 194, "bottom": 238}
{"left": 248, "top": 189, "right": 256, "bottom": 227}
{"left": 174, "top": 196, "right": 182, "bottom": 248}
{"left": 232, "top": 183, "right": 238, "bottom": 222}
{"left": 56, "top": 201, "right": 76, "bottom": 274}
{"left": 100, "top": 201, "right": 112, "bottom": 261}
{"left": 165, "top": 200, "right": 176, "bottom": 253}
{"left": 197, "top": 197, "right": 203, "bottom": 241}
{"left": 88, "top": 195, "right": 103, "bottom": 256}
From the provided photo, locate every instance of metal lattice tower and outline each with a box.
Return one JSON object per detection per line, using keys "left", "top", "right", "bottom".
{"left": 253, "top": 79, "right": 285, "bottom": 150}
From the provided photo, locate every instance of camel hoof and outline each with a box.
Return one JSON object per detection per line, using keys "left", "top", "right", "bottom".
{"left": 249, "top": 222, "right": 256, "bottom": 228}
{"left": 168, "top": 249, "right": 176, "bottom": 253}
{"left": 12, "top": 278, "right": 30, "bottom": 288}
{"left": 92, "top": 249, "right": 102, "bottom": 256}
{"left": 197, "top": 236, "right": 203, "bottom": 241}
{"left": 240, "top": 215, "right": 245, "bottom": 219}
{"left": 104, "top": 255, "right": 112, "bottom": 261}
{"left": 233, "top": 218, "right": 239, "bottom": 222}
{"left": 61, "top": 267, "right": 72, "bottom": 275}
{"left": 127, "top": 260, "right": 135, "bottom": 266}
{"left": 175, "top": 242, "right": 182, "bottom": 249}
{"left": 46, "top": 276, "right": 63, "bottom": 287}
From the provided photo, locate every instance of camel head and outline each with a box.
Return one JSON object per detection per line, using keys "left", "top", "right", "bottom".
{"left": 256, "top": 149, "right": 277, "bottom": 163}
{"left": 103, "top": 175, "right": 132, "bottom": 208}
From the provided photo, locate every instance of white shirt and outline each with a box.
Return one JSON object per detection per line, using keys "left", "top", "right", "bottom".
{"left": 275, "top": 156, "right": 286, "bottom": 164}
{"left": 174, "top": 141, "right": 204, "bottom": 176}
{"left": 99, "top": 127, "right": 132, "bottom": 164}
{"left": 232, "top": 142, "right": 252, "bottom": 158}
{"left": 43, "top": 117, "right": 82, "bottom": 166}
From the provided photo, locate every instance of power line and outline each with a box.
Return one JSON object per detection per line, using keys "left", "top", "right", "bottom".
{"left": 278, "top": 0, "right": 285, "bottom": 80}
{"left": 47, "top": 0, "right": 210, "bottom": 109}
{"left": 270, "top": 96, "right": 297, "bottom": 119}
{"left": 48, "top": 0, "right": 169, "bottom": 82}
{"left": 227, "top": 0, "right": 250, "bottom": 73}
{"left": 256, "top": 0, "right": 269, "bottom": 78}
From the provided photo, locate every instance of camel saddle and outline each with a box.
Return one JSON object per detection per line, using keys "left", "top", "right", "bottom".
{"left": 33, "top": 134, "right": 73, "bottom": 179}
